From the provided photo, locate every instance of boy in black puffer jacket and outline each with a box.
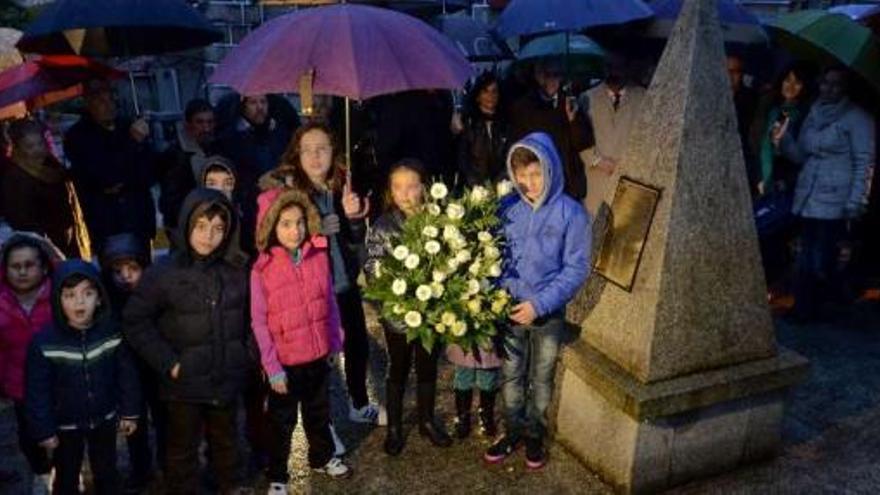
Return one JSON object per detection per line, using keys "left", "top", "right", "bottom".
{"left": 124, "top": 188, "right": 252, "bottom": 494}
{"left": 25, "top": 260, "right": 141, "bottom": 495}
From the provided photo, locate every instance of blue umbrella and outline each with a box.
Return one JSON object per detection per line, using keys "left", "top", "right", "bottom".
{"left": 433, "top": 14, "right": 514, "bottom": 62}
{"left": 16, "top": 0, "right": 222, "bottom": 57}
{"left": 515, "top": 33, "right": 606, "bottom": 77}
{"left": 645, "top": 0, "right": 767, "bottom": 44}
{"left": 495, "top": 0, "right": 654, "bottom": 38}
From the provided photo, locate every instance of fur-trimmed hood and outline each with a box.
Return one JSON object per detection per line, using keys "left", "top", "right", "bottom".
{"left": 255, "top": 187, "right": 322, "bottom": 253}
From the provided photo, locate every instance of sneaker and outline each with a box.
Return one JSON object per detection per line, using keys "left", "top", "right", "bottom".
{"left": 313, "top": 457, "right": 351, "bottom": 478}
{"left": 483, "top": 434, "right": 521, "bottom": 464}
{"left": 267, "top": 482, "right": 287, "bottom": 494}
{"left": 329, "top": 423, "right": 347, "bottom": 456}
{"left": 525, "top": 437, "right": 547, "bottom": 470}
{"left": 348, "top": 403, "right": 384, "bottom": 425}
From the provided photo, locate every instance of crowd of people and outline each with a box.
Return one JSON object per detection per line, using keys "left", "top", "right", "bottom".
{"left": 0, "top": 46, "right": 877, "bottom": 494}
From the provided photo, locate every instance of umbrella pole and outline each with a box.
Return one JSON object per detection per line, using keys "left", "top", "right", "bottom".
{"left": 345, "top": 96, "right": 352, "bottom": 171}
{"left": 128, "top": 72, "right": 141, "bottom": 116}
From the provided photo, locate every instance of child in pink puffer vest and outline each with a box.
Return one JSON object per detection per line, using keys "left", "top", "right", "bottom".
{"left": 250, "top": 187, "right": 351, "bottom": 489}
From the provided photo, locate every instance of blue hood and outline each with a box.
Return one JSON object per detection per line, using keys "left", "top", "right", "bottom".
{"left": 506, "top": 132, "right": 565, "bottom": 210}
{"left": 51, "top": 260, "right": 111, "bottom": 333}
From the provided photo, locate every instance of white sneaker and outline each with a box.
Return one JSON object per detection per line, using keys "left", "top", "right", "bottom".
{"left": 313, "top": 457, "right": 350, "bottom": 478}
{"left": 31, "top": 473, "right": 52, "bottom": 495}
{"left": 348, "top": 403, "right": 386, "bottom": 425}
{"left": 329, "top": 423, "right": 346, "bottom": 456}
{"left": 266, "top": 482, "right": 287, "bottom": 494}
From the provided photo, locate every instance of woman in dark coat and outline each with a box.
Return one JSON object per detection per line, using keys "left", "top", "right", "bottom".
{"left": 0, "top": 119, "right": 81, "bottom": 258}
{"left": 457, "top": 72, "right": 509, "bottom": 186}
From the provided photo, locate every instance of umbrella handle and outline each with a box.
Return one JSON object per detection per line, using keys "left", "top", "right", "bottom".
{"left": 128, "top": 72, "right": 141, "bottom": 116}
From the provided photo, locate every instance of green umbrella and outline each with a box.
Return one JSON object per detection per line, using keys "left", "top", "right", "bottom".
{"left": 515, "top": 33, "right": 606, "bottom": 78}
{"left": 766, "top": 10, "right": 880, "bottom": 92}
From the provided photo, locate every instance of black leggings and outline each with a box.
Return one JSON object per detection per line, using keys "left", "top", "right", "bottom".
{"left": 337, "top": 287, "right": 370, "bottom": 408}
{"left": 384, "top": 327, "right": 439, "bottom": 386}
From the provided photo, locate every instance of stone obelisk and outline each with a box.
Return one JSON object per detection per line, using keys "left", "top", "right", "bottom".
{"left": 555, "top": 0, "right": 808, "bottom": 492}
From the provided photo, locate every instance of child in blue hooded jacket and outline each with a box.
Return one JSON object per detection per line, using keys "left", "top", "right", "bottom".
{"left": 484, "top": 132, "right": 591, "bottom": 470}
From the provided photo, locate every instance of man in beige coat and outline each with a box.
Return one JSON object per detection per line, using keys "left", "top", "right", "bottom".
{"left": 581, "top": 53, "right": 647, "bottom": 215}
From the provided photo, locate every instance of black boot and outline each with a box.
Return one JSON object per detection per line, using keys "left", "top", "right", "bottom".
{"left": 454, "top": 389, "right": 473, "bottom": 439}
{"left": 417, "top": 383, "right": 452, "bottom": 447}
{"left": 384, "top": 381, "right": 405, "bottom": 456}
{"left": 478, "top": 390, "right": 498, "bottom": 437}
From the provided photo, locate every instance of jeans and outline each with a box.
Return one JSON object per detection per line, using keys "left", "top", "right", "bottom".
{"left": 54, "top": 420, "right": 118, "bottom": 495}
{"left": 266, "top": 359, "right": 333, "bottom": 481}
{"left": 500, "top": 318, "right": 564, "bottom": 439}
{"left": 164, "top": 401, "right": 240, "bottom": 494}
{"left": 793, "top": 218, "right": 845, "bottom": 317}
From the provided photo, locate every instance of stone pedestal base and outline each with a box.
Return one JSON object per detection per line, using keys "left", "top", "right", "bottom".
{"left": 555, "top": 341, "right": 808, "bottom": 494}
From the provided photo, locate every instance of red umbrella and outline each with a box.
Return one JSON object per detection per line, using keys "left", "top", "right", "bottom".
{"left": 0, "top": 54, "right": 124, "bottom": 117}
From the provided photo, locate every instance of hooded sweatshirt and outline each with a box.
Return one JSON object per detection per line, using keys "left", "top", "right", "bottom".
{"left": 100, "top": 233, "right": 150, "bottom": 318}
{"left": 123, "top": 188, "right": 252, "bottom": 404}
{"left": 250, "top": 188, "right": 343, "bottom": 379}
{"left": 500, "top": 132, "right": 591, "bottom": 318}
{"left": 0, "top": 235, "right": 57, "bottom": 401}
{"left": 25, "top": 260, "right": 140, "bottom": 442}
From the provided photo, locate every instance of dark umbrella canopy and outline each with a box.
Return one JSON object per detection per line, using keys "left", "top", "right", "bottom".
{"left": 495, "top": 0, "right": 654, "bottom": 38}
{"left": 433, "top": 14, "right": 514, "bottom": 62}
{"left": 646, "top": 0, "right": 767, "bottom": 44}
{"left": 16, "top": 0, "right": 222, "bottom": 56}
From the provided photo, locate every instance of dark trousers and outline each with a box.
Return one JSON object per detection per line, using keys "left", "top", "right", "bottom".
{"left": 337, "top": 287, "right": 370, "bottom": 408}
{"left": 164, "top": 401, "right": 240, "bottom": 494}
{"left": 793, "top": 218, "right": 846, "bottom": 317}
{"left": 54, "top": 421, "right": 118, "bottom": 495}
{"left": 126, "top": 364, "right": 166, "bottom": 477}
{"left": 243, "top": 367, "right": 272, "bottom": 462}
{"left": 267, "top": 359, "right": 333, "bottom": 482}
{"left": 14, "top": 403, "right": 50, "bottom": 475}
{"left": 384, "top": 328, "right": 439, "bottom": 386}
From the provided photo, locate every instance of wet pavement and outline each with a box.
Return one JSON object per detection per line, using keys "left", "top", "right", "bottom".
{"left": 2, "top": 300, "right": 879, "bottom": 494}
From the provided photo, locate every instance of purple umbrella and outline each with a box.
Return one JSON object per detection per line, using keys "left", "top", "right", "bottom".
{"left": 209, "top": 4, "right": 472, "bottom": 100}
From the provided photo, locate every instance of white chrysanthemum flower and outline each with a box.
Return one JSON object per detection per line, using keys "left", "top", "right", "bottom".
{"left": 404, "top": 311, "right": 423, "bottom": 328}
{"left": 488, "top": 263, "right": 502, "bottom": 278}
{"left": 477, "top": 231, "right": 493, "bottom": 243}
{"left": 374, "top": 260, "right": 383, "bottom": 278}
{"left": 391, "top": 279, "right": 407, "bottom": 296}
{"left": 470, "top": 186, "right": 489, "bottom": 204}
{"left": 468, "top": 261, "right": 481, "bottom": 276}
{"left": 424, "top": 240, "right": 441, "bottom": 255}
{"left": 495, "top": 289, "right": 510, "bottom": 301}
{"left": 415, "top": 284, "right": 433, "bottom": 301}
{"left": 434, "top": 323, "right": 446, "bottom": 334}
{"left": 446, "top": 203, "right": 465, "bottom": 220}
{"left": 484, "top": 245, "right": 501, "bottom": 260}
{"left": 432, "top": 269, "right": 447, "bottom": 283}
{"left": 455, "top": 250, "right": 472, "bottom": 264}
{"left": 446, "top": 257, "right": 459, "bottom": 271}
{"left": 491, "top": 299, "right": 506, "bottom": 315}
{"left": 392, "top": 245, "right": 409, "bottom": 261}
{"left": 480, "top": 278, "right": 491, "bottom": 291}
{"left": 393, "top": 303, "right": 405, "bottom": 315}
{"left": 451, "top": 320, "right": 468, "bottom": 337}
{"left": 430, "top": 282, "right": 444, "bottom": 298}
{"left": 467, "top": 279, "right": 480, "bottom": 295}
{"left": 496, "top": 179, "right": 514, "bottom": 197}
{"left": 467, "top": 299, "right": 481, "bottom": 314}
{"left": 427, "top": 203, "right": 442, "bottom": 216}
{"left": 422, "top": 225, "right": 439, "bottom": 238}
{"left": 430, "top": 183, "right": 448, "bottom": 200}
{"left": 448, "top": 236, "right": 467, "bottom": 250}
{"left": 441, "top": 311, "right": 457, "bottom": 326}
{"left": 404, "top": 254, "right": 420, "bottom": 270}
{"left": 442, "top": 224, "right": 460, "bottom": 240}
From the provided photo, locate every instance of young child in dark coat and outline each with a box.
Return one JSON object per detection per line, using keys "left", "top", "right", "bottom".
{"left": 25, "top": 260, "right": 141, "bottom": 494}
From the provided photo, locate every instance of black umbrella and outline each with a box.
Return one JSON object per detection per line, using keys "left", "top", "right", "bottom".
{"left": 434, "top": 14, "right": 514, "bottom": 62}
{"left": 16, "top": 0, "right": 222, "bottom": 57}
